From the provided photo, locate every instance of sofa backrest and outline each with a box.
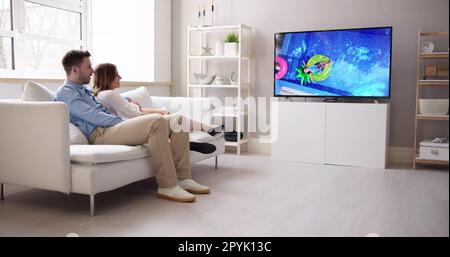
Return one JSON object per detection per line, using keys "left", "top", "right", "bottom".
{"left": 21, "top": 81, "right": 89, "bottom": 145}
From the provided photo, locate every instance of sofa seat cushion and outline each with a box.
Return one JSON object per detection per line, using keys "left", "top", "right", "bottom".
{"left": 70, "top": 132, "right": 225, "bottom": 165}
{"left": 70, "top": 145, "right": 149, "bottom": 164}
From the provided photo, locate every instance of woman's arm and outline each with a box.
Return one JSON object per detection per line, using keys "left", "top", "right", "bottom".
{"left": 140, "top": 108, "right": 170, "bottom": 115}
{"left": 103, "top": 91, "right": 143, "bottom": 119}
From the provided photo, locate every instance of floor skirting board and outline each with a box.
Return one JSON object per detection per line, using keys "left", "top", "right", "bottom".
{"left": 247, "top": 138, "right": 414, "bottom": 165}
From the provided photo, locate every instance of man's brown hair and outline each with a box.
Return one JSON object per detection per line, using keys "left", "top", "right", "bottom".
{"left": 61, "top": 50, "right": 91, "bottom": 75}
{"left": 93, "top": 63, "right": 118, "bottom": 96}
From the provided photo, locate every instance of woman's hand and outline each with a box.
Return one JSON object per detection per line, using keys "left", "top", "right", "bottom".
{"left": 129, "top": 98, "right": 141, "bottom": 108}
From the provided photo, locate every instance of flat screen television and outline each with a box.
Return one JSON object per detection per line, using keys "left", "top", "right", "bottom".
{"left": 274, "top": 27, "right": 392, "bottom": 98}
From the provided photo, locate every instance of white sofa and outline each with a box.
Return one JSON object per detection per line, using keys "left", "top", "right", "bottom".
{"left": 0, "top": 82, "right": 225, "bottom": 215}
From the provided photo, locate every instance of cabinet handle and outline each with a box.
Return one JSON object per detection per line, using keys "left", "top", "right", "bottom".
{"left": 430, "top": 149, "right": 440, "bottom": 155}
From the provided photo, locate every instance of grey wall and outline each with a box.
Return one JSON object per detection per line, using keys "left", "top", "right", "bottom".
{"left": 172, "top": 0, "right": 449, "bottom": 147}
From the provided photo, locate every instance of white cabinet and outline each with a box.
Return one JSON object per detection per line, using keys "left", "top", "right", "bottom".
{"left": 271, "top": 102, "right": 390, "bottom": 169}
{"left": 271, "top": 103, "right": 326, "bottom": 164}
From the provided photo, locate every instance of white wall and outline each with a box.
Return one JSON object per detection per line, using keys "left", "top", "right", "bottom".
{"left": 171, "top": 0, "right": 449, "bottom": 148}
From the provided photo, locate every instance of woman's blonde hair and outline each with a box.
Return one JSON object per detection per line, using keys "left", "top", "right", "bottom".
{"left": 93, "top": 63, "right": 118, "bottom": 96}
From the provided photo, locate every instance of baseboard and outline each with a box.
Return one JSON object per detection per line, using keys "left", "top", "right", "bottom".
{"left": 388, "top": 146, "right": 414, "bottom": 164}
{"left": 247, "top": 138, "right": 414, "bottom": 164}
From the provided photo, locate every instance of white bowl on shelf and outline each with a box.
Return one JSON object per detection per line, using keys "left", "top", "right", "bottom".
{"left": 419, "top": 99, "right": 449, "bottom": 115}
{"left": 194, "top": 73, "right": 216, "bottom": 85}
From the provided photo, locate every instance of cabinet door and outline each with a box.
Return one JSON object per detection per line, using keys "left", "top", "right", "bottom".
{"left": 325, "top": 103, "right": 389, "bottom": 169}
{"left": 271, "top": 102, "right": 326, "bottom": 164}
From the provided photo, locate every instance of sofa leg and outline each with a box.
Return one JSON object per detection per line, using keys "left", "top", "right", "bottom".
{"left": 90, "top": 195, "right": 95, "bottom": 216}
{"left": 215, "top": 156, "right": 218, "bottom": 169}
{"left": 1, "top": 183, "right": 4, "bottom": 200}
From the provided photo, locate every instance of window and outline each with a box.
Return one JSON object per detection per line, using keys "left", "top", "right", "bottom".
{"left": 92, "top": 0, "right": 155, "bottom": 82}
{"left": 0, "top": 0, "right": 88, "bottom": 78}
{"left": 92, "top": 0, "right": 171, "bottom": 82}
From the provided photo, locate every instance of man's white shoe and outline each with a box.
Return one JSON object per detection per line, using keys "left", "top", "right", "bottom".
{"left": 178, "top": 179, "right": 210, "bottom": 194}
{"left": 157, "top": 185, "right": 195, "bottom": 202}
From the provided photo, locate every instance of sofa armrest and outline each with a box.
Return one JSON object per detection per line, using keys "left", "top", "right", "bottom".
{"left": 0, "top": 101, "right": 71, "bottom": 193}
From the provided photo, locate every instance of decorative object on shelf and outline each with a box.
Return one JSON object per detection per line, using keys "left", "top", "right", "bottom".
{"left": 424, "top": 65, "right": 449, "bottom": 79}
{"left": 229, "top": 71, "right": 238, "bottom": 85}
{"left": 225, "top": 131, "right": 244, "bottom": 142}
{"left": 198, "top": 5, "right": 202, "bottom": 26}
{"left": 422, "top": 41, "right": 435, "bottom": 53}
{"left": 215, "top": 39, "right": 224, "bottom": 56}
{"left": 201, "top": 46, "right": 213, "bottom": 56}
{"left": 194, "top": 73, "right": 216, "bottom": 85}
{"left": 419, "top": 99, "right": 449, "bottom": 115}
{"left": 202, "top": 4, "right": 207, "bottom": 26}
{"left": 210, "top": 0, "right": 215, "bottom": 26}
{"left": 213, "top": 76, "right": 225, "bottom": 85}
{"left": 197, "top": 1, "right": 215, "bottom": 27}
{"left": 437, "top": 66, "right": 449, "bottom": 77}
{"left": 432, "top": 137, "right": 449, "bottom": 144}
{"left": 224, "top": 32, "right": 239, "bottom": 56}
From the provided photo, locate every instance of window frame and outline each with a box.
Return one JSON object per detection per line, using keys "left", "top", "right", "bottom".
{"left": 0, "top": 0, "right": 90, "bottom": 79}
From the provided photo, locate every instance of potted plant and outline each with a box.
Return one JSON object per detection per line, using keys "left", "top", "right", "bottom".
{"left": 224, "top": 32, "right": 239, "bottom": 56}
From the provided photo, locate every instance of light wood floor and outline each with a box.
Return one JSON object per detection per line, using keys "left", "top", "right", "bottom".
{"left": 0, "top": 153, "right": 448, "bottom": 237}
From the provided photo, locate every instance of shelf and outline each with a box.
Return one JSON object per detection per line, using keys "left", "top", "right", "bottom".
{"left": 188, "top": 24, "right": 251, "bottom": 32}
{"left": 416, "top": 114, "right": 449, "bottom": 121}
{"left": 420, "top": 32, "right": 449, "bottom": 37}
{"left": 419, "top": 52, "right": 449, "bottom": 59}
{"left": 225, "top": 139, "right": 248, "bottom": 147}
{"left": 213, "top": 106, "right": 248, "bottom": 117}
{"left": 188, "top": 83, "right": 250, "bottom": 89}
{"left": 415, "top": 156, "right": 449, "bottom": 166}
{"left": 418, "top": 80, "right": 449, "bottom": 87}
{"left": 189, "top": 55, "right": 251, "bottom": 61}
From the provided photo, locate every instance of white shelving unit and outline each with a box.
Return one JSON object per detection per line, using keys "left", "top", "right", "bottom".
{"left": 187, "top": 23, "right": 252, "bottom": 154}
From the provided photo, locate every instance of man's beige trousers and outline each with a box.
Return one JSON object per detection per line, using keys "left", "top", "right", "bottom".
{"left": 89, "top": 114, "right": 191, "bottom": 188}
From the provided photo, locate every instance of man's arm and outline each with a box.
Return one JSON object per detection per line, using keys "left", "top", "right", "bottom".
{"left": 68, "top": 97, "right": 123, "bottom": 127}
{"left": 56, "top": 88, "right": 122, "bottom": 127}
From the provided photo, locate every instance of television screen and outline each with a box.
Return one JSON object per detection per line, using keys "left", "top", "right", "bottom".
{"left": 274, "top": 27, "right": 392, "bottom": 98}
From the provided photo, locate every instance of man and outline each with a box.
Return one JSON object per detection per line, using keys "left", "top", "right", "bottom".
{"left": 55, "top": 50, "right": 210, "bottom": 202}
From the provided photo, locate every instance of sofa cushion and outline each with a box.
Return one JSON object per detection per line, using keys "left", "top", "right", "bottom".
{"left": 120, "top": 86, "right": 152, "bottom": 108}
{"left": 69, "top": 123, "right": 89, "bottom": 145}
{"left": 70, "top": 144, "right": 149, "bottom": 164}
{"left": 21, "top": 81, "right": 54, "bottom": 101}
{"left": 70, "top": 132, "right": 225, "bottom": 164}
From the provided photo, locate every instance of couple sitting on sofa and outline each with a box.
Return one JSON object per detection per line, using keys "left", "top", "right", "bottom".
{"left": 55, "top": 50, "right": 222, "bottom": 203}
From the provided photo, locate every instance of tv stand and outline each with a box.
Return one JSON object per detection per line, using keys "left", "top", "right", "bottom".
{"left": 271, "top": 102, "right": 390, "bottom": 169}
{"left": 372, "top": 98, "right": 379, "bottom": 104}
{"left": 323, "top": 97, "right": 338, "bottom": 102}
{"left": 284, "top": 97, "right": 294, "bottom": 102}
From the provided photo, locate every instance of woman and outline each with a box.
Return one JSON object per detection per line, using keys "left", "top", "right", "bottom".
{"left": 92, "top": 63, "right": 222, "bottom": 136}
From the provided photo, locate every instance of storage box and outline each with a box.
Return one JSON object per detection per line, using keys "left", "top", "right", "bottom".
{"left": 419, "top": 99, "right": 449, "bottom": 115}
{"left": 437, "top": 66, "right": 449, "bottom": 77}
{"left": 424, "top": 65, "right": 449, "bottom": 79}
{"left": 419, "top": 140, "right": 449, "bottom": 161}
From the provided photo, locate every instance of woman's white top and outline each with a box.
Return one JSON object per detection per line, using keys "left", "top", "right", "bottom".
{"left": 95, "top": 90, "right": 142, "bottom": 119}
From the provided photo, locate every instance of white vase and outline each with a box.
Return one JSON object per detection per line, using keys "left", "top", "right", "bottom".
{"left": 224, "top": 42, "right": 238, "bottom": 56}
{"left": 215, "top": 40, "right": 224, "bottom": 56}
